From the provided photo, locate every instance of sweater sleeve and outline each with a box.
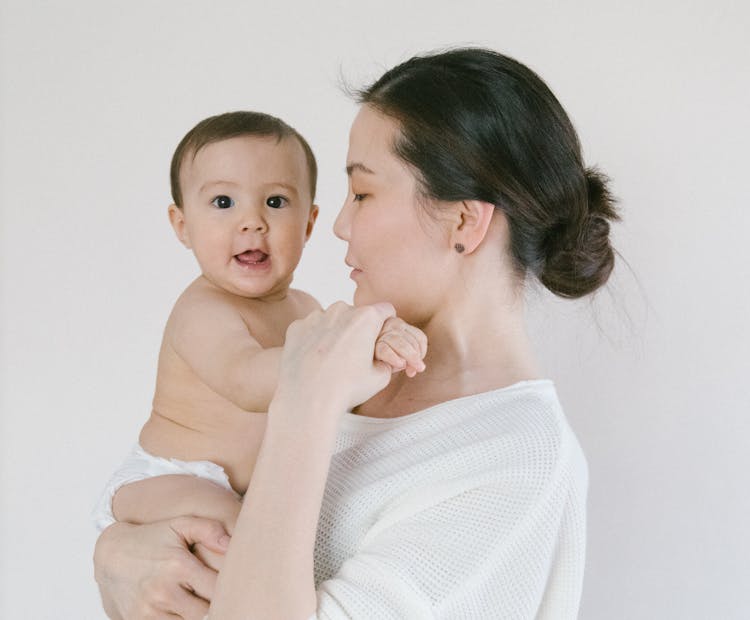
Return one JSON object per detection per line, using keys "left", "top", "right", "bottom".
{"left": 312, "top": 440, "right": 587, "bottom": 620}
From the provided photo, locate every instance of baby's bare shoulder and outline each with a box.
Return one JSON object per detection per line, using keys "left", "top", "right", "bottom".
{"left": 167, "top": 278, "right": 248, "bottom": 334}
{"left": 288, "top": 288, "right": 322, "bottom": 315}
{"left": 175, "top": 276, "right": 238, "bottom": 307}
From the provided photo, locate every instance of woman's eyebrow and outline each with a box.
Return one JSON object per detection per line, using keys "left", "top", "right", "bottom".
{"left": 345, "top": 162, "right": 375, "bottom": 176}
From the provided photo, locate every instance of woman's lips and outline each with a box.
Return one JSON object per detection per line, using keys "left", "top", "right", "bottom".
{"left": 349, "top": 268, "right": 362, "bottom": 280}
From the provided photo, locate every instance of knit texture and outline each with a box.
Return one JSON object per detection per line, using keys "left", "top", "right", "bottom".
{"left": 94, "top": 380, "right": 587, "bottom": 619}
{"left": 311, "top": 380, "right": 587, "bottom": 619}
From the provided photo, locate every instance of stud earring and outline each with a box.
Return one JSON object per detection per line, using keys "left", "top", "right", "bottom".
{"left": 454, "top": 243, "right": 465, "bottom": 253}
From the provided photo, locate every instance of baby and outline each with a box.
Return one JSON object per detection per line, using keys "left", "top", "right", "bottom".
{"left": 100, "top": 111, "right": 427, "bottom": 528}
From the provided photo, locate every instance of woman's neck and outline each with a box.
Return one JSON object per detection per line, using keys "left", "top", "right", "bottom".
{"left": 355, "top": 286, "right": 541, "bottom": 419}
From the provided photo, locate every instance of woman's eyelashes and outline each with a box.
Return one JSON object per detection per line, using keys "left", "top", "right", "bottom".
{"left": 352, "top": 193, "right": 368, "bottom": 202}
{"left": 211, "top": 194, "right": 235, "bottom": 209}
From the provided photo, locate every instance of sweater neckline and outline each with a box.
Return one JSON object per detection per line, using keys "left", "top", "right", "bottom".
{"left": 337, "top": 379, "right": 555, "bottom": 431}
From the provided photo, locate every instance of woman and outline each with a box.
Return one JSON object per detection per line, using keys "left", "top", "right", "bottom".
{"left": 94, "top": 47, "right": 618, "bottom": 619}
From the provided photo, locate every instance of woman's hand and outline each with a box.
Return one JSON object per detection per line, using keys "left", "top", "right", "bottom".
{"left": 275, "top": 301, "right": 398, "bottom": 415}
{"left": 93, "top": 517, "right": 230, "bottom": 620}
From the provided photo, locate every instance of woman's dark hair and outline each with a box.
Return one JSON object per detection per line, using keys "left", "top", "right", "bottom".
{"left": 170, "top": 111, "right": 318, "bottom": 206}
{"left": 356, "top": 48, "right": 619, "bottom": 298}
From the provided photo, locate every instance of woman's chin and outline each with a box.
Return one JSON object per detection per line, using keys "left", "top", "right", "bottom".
{"left": 353, "top": 288, "right": 403, "bottom": 315}
{"left": 353, "top": 288, "right": 389, "bottom": 309}
{"left": 352, "top": 287, "right": 369, "bottom": 307}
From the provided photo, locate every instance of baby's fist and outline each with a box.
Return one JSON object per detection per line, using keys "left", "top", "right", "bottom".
{"left": 374, "top": 317, "right": 428, "bottom": 378}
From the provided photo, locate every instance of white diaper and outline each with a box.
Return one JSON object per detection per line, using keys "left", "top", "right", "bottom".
{"left": 91, "top": 443, "right": 237, "bottom": 532}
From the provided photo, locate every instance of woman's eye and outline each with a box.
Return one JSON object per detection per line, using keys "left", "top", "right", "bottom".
{"left": 353, "top": 193, "right": 367, "bottom": 202}
{"left": 211, "top": 195, "right": 234, "bottom": 209}
{"left": 266, "top": 195, "right": 287, "bottom": 209}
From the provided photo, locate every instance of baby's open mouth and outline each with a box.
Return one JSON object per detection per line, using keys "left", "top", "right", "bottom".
{"left": 235, "top": 250, "right": 269, "bottom": 265}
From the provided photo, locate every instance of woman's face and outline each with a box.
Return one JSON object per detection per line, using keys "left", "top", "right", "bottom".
{"left": 334, "top": 105, "right": 452, "bottom": 323}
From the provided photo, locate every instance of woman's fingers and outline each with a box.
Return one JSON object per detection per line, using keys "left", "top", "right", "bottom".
{"left": 135, "top": 549, "right": 216, "bottom": 617}
{"left": 369, "top": 301, "right": 397, "bottom": 323}
{"left": 93, "top": 520, "right": 226, "bottom": 620}
{"left": 169, "top": 518, "right": 228, "bottom": 601}
{"left": 179, "top": 552, "right": 220, "bottom": 603}
{"left": 171, "top": 516, "right": 230, "bottom": 555}
{"left": 192, "top": 543, "right": 225, "bottom": 573}
{"left": 167, "top": 584, "right": 211, "bottom": 620}
{"left": 277, "top": 301, "right": 404, "bottom": 412}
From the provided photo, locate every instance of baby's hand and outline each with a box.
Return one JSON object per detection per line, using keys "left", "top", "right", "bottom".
{"left": 374, "top": 317, "right": 428, "bottom": 378}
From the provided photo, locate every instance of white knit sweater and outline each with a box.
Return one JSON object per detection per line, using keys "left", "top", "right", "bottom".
{"left": 93, "top": 380, "right": 588, "bottom": 619}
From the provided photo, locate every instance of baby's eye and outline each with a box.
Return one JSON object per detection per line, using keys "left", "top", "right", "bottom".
{"left": 211, "top": 195, "right": 235, "bottom": 209}
{"left": 266, "top": 195, "right": 287, "bottom": 209}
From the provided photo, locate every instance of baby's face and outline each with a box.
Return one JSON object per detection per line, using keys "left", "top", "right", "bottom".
{"left": 170, "top": 135, "right": 318, "bottom": 300}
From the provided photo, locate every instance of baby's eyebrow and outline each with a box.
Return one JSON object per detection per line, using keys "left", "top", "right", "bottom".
{"left": 263, "top": 182, "right": 299, "bottom": 195}
{"left": 345, "top": 162, "right": 375, "bottom": 176}
{"left": 199, "top": 180, "right": 239, "bottom": 193}
{"left": 198, "top": 180, "right": 299, "bottom": 195}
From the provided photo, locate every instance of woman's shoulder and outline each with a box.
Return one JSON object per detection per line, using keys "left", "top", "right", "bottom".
{"left": 438, "top": 380, "right": 582, "bottom": 476}
{"left": 334, "top": 380, "right": 585, "bottom": 497}
{"left": 339, "top": 379, "right": 569, "bottom": 445}
{"left": 328, "top": 380, "right": 587, "bottom": 554}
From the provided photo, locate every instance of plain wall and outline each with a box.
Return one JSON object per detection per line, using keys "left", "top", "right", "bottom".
{"left": 1, "top": 1, "right": 748, "bottom": 618}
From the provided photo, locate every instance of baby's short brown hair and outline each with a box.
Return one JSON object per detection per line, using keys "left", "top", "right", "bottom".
{"left": 170, "top": 111, "right": 318, "bottom": 207}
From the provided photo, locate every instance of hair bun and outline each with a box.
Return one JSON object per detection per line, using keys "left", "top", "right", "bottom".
{"left": 540, "top": 167, "right": 620, "bottom": 298}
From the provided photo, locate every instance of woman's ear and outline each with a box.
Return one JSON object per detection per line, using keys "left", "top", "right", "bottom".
{"left": 451, "top": 200, "right": 496, "bottom": 254}
{"left": 168, "top": 204, "right": 191, "bottom": 249}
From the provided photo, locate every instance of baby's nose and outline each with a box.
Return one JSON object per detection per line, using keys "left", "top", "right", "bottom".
{"left": 240, "top": 213, "right": 267, "bottom": 233}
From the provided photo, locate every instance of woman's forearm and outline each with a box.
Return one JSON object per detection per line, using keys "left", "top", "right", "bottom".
{"left": 208, "top": 303, "right": 394, "bottom": 618}
{"left": 113, "top": 475, "right": 242, "bottom": 534}
{"left": 208, "top": 397, "right": 340, "bottom": 619}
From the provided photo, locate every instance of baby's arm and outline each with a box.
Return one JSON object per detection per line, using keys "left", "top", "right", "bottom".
{"left": 167, "top": 286, "right": 285, "bottom": 412}
{"left": 111, "top": 308, "right": 426, "bottom": 522}
{"left": 168, "top": 292, "right": 428, "bottom": 411}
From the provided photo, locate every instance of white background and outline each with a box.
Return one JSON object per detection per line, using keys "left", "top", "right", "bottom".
{"left": 1, "top": 1, "right": 748, "bottom": 618}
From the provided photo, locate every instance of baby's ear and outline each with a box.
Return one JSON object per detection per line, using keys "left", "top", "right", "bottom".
{"left": 168, "top": 204, "right": 191, "bottom": 249}
{"left": 305, "top": 204, "right": 320, "bottom": 241}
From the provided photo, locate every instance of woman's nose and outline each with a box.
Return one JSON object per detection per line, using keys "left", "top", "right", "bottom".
{"left": 333, "top": 198, "right": 351, "bottom": 241}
